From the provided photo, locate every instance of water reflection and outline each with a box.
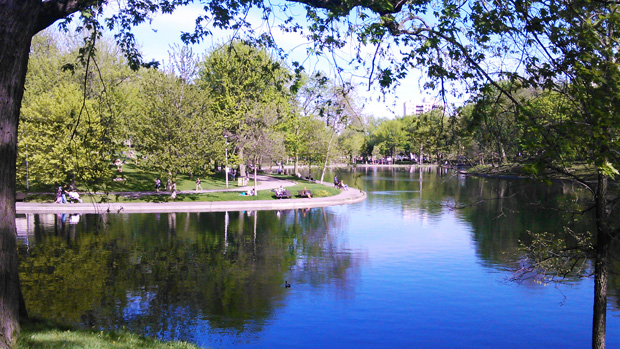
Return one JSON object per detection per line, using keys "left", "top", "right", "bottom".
{"left": 18, "top": 208, "right": 365, "bottom": 342}
{"left": 330, "top": 166, "right": 617, "bottom": 299}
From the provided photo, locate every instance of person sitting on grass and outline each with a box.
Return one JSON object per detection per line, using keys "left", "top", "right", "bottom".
{"left": 241, "top": 188, "right": 256, "bottom": 196}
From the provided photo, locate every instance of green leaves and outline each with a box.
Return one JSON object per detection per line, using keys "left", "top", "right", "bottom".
{"left": 196, "top": 41, "right": 295, "bottom": 170}
{"left": 599, "top": 161, "right": 619, "bottom": 179}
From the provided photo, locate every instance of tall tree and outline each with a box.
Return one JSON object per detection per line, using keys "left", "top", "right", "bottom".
{"left": 132, "top": 68, "right": 213, "bottom": 182}
{"left": 297, "top": 74, "right": 360, "bottom": 182}
{"left": 372, "top": 117, "right": 405, "bottom": 159}
{"left": 197, "top": 41, "right": 294, "bottom": 177}
{"left": 17, "top": 33, "right": 137, "bottom": 192}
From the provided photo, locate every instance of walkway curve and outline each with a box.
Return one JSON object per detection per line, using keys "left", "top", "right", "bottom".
{"left": 16, "top": 175, "right": 366, "bottom": 214}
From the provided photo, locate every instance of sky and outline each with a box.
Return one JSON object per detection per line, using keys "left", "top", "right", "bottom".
{"left": 121, "top": 3, "right": 447, "bottom": 119}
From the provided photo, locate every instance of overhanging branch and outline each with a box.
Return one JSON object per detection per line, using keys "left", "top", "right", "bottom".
{"left": 37, "top": 0, "right": 98, "bottom": 33}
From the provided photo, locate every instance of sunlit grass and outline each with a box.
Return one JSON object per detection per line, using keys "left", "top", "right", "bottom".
{"left": 23, "top": 176, "right": 342, "bottom": 203}
{"left": 17, "top": 319, "right": 198, "bottom": 348}
{"left": 87, "top": 182, "right": 340, "bottom": 203}
{"left": 105, "top": 163, "right": 243, "bottom": 192}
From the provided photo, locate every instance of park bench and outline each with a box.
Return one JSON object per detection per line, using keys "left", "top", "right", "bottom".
{"left": 274, "top": 190, "right": 292, "bottom": 199}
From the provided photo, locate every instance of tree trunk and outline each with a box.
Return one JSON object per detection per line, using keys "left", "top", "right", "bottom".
{"left": 239, "top": 147, "right": 246, "bottom": 177}
{"left": 320, "top": 131, "right": 336, "bottom": 183}
{"left": 419, "top": 144, "right": 424, "bottom": 165}
{"left": 500, "top": 144, "right": 508, "bottom": 164}
{"left": 294, "top": 150, "right": 299, "bottom": 176}
{"left": 1, "top": 1, "right": 38, "bottom": 346}
{"left": 593, "top": 172, "right": 610, "bottom": 349}
{"left": 253, "top": 163, "right": 258, "bottom": 195}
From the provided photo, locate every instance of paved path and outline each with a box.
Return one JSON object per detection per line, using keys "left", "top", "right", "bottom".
{"left": 16, "top": 175, "right": 366, "bottom": 214}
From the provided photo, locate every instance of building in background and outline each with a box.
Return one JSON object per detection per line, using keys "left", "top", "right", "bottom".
{"left": 403, "top": 98, "right": 443, "bottom": 116}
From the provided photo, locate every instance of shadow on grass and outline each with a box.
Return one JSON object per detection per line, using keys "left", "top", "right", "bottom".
{"left": 107, "top": 163, "right": 158, "bottom": 192}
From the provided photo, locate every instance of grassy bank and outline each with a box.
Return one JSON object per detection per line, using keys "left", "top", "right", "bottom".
{"left": 17, "top": 319, "right": 199, "bottom": 348}
{"left": 85, "top": 180, "right": 339, "bottom": 203}
{"left": 22, "top": 174, "right": 342, "bottom": 203}
{"left": 464, "top": 163, "right": 600, "bottom": 181}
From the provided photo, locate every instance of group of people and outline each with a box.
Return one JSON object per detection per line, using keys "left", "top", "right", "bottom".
{"left": 334, "top": 176, "right": 348, "bottom": 190}
{"left": 55, "top": 185, "right": 82, "bottom": 204}
{"left": 155, "top": 177, "right": 179, "bottom": 198}
{"left": 274, "top": 185, "right": 285, "bottom": 196}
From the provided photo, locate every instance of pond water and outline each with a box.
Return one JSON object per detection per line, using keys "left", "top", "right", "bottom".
{"left": 16, "top": 167, "right": 620, "bottom": 348}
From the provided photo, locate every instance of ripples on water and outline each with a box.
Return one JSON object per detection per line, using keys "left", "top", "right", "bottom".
{"left": 16, "top": 167, "right": 620, "bottom": 348}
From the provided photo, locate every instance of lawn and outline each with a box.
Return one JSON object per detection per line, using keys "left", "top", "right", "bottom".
{"left": 17, "top": 319, "right": 198, "bottom": 348}
{"left": 86, "top": 180, "right": 340, "bottom": 203}
{"left": 105, "top": 163, "right": 252, "bottom": 192}
{"left": 22, "top": 173, "right": 342, "bottom": 203}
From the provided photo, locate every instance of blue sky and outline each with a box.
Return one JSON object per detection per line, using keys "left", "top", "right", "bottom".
{"left": 124, "top": 3, "right": 443, "bottom": 118}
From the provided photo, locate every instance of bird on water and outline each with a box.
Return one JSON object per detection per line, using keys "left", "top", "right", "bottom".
{"left": 285, "top": 281, "right": 291, "bottom": 288}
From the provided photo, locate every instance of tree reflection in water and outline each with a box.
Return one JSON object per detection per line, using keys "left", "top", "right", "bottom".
{"left": 17, "top": 208, "right": 366, "bottom": 340}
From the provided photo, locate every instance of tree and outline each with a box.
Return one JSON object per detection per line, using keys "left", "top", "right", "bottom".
{"left": 197, "top": 41, "right": 294, "bottom": 177}
{"left": 243, "top": 101, "right": 287, "bottom": 193}
{"left": 338, "top": 126, "right": 366, "bottom": 164}
{"left": 283, "top": 112, "right": 317, "bottom": 176}
{"left": 372, "top": 118, "right": 405, "bottom": 159}
{"left": 131, "top": 66, "right": 215, "bottom": 182}
{"left": 17, "top": 32, "right": 138, "bottom": 192}
{"left": 296, "top": 73, "right": 361, "bottom": 182}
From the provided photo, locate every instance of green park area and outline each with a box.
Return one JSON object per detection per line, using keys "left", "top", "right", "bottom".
{"left": 22, "top": 163, "right": 341, "bottom": 203}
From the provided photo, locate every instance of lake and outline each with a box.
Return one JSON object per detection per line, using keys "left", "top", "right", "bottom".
{"left": 16, "top": 166, "right": 620, "bottom": 348}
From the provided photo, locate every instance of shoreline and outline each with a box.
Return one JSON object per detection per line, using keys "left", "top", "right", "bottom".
{"left": 16, "top": 190, "right": 366, "bottom": 214}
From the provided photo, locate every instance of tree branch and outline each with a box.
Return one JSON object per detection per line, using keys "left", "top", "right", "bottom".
{"left": 288, "top": 0, "right": 404, "bottom": 15}
{"left": 37, "top": 0, "right": 98, "bottom": 34}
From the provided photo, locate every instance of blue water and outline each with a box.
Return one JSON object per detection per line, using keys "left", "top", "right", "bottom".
{"left": 193, "top": 204, "right": 602, "bottom": 348}
{"left": 17, "top": 167, "right": 620, "bottom": 348}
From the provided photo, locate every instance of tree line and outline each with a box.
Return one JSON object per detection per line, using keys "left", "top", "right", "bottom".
{"left": 361, "top": 83, "right": 590, "bottom": 169}
{"left": 16, "top": 31, "right": 367, "bottom": 192}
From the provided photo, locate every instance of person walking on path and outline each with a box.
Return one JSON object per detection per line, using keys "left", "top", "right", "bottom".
{"left": 155, "top": 178, "right": 161, "bottom": 192}
{"left": 195, "top": 178, "right": 203, "bottom": 191}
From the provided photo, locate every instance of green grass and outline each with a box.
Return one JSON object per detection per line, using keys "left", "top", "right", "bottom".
{"left": 17, "top": 319, "right": 198, "bottom": 349}
{"left": 105, "top": 163, "right": 246, "bottom": 192}
{"left": 89, "top": 181, "right": 340, "bottom": 203}
{"left": 22, "top": 175, "right": 342, "bottom": 203}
